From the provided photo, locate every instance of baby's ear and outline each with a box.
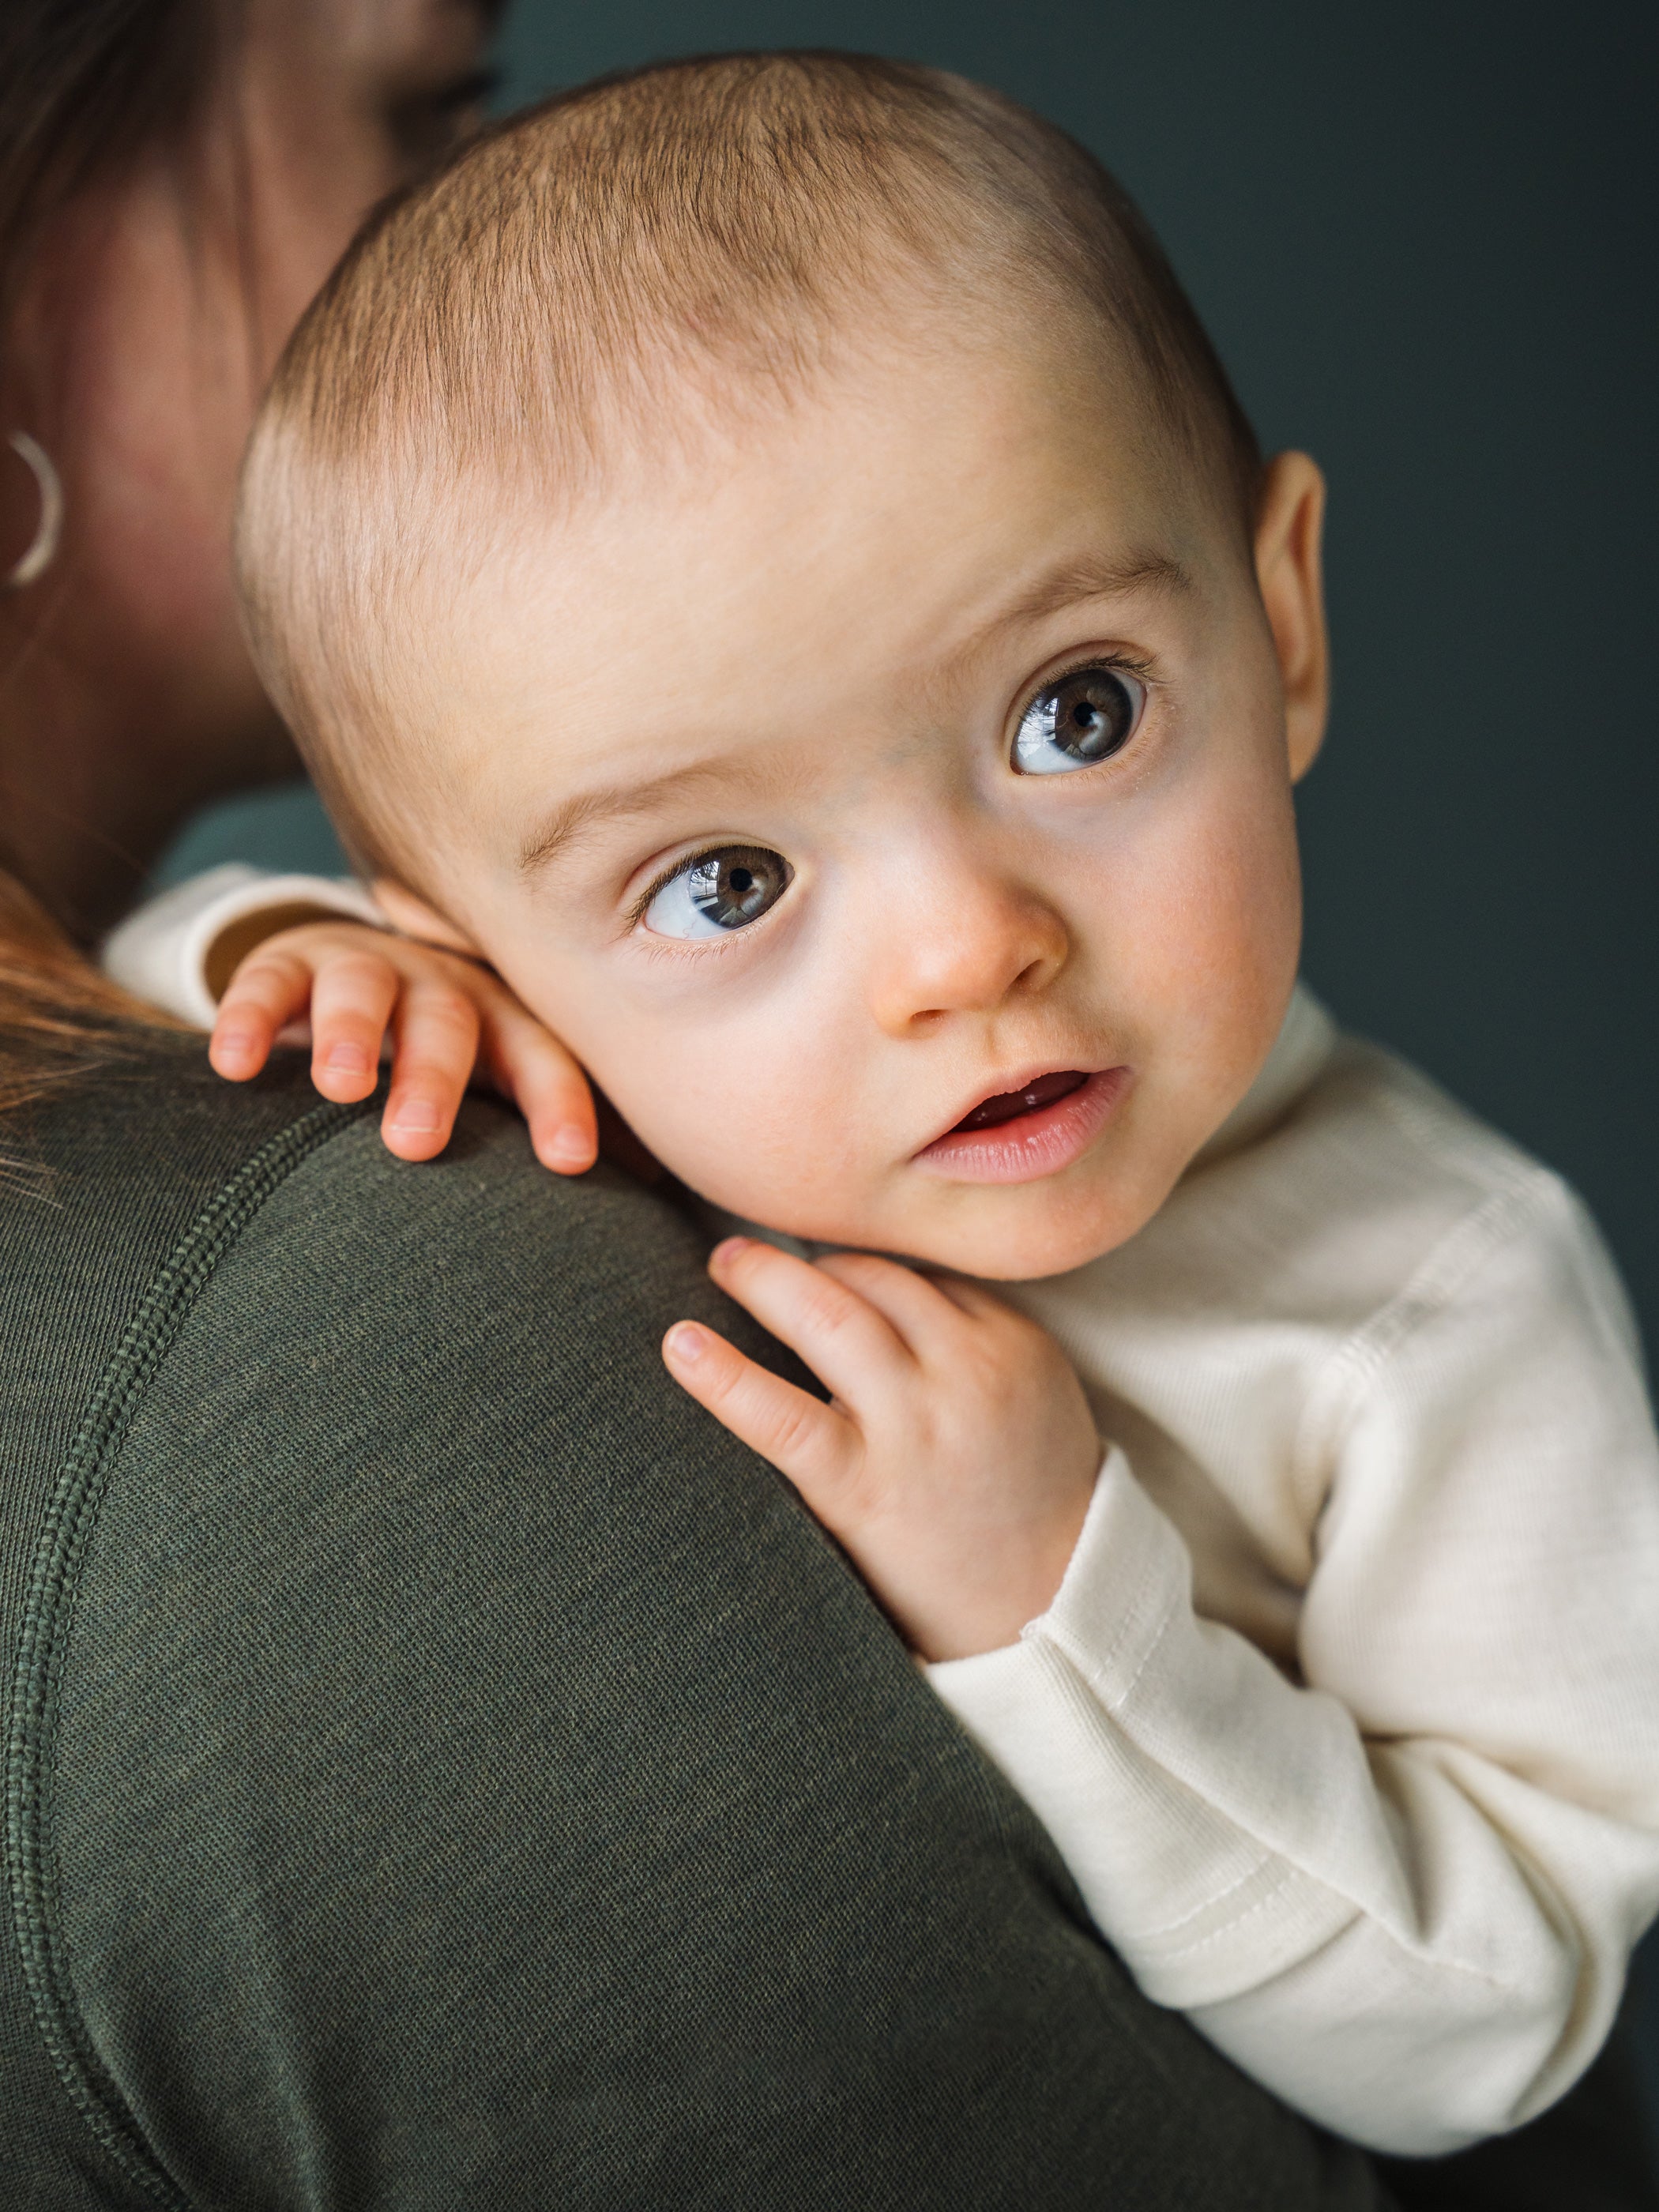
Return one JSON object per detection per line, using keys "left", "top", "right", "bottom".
{"left": 372, "top": 880, "right": 482, "bottom": 956}
{"left": 1253, "top": 451, "right": 1329, "bottom": 784}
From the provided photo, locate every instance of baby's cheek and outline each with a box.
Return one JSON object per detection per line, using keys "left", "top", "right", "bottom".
{"left": 1118, "top": 773, "right": 1302, "bottom": 1108}
{"left": 610, "top": 1021, "right": 870, "bottom": 1225}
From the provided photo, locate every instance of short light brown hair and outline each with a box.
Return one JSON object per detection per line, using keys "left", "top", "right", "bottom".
{"left": 237, "top": 51, "right": 1261, "bottom": 886}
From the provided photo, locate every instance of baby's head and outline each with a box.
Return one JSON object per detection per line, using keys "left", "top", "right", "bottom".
{"left": 237, "top": 52, "right": 1327, "bottom": 1279}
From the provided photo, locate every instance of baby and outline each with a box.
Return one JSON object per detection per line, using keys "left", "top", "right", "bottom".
{"left": 107, "top": 53, "right": 1659, "bottom": 2159}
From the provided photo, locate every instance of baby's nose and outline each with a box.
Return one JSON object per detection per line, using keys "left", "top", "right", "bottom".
{"left": 864, "top": 871, "right": 1069, "bottom": 1035}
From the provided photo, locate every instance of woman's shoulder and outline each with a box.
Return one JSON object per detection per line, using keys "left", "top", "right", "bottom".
{"left": 0, "top": 1032, "right": 726, "bottom": 1610}
{"left": 1, "top": 1036, "right": 355, "bottom": 1473}
{"left": 0, "top": 1033, "right": 1377, "bottom": 2211}
{"left": 0, "top": 1035, "right": 776, "bottom": 2196}
{"left": 2, "top": 1028, "right": 713, "bottom": 1377}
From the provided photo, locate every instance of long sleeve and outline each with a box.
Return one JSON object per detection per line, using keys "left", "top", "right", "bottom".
{"left": 929, "top": 1171, "right": 1659, "bottom": 2154}
{"left": 101, "top": 863, "right": 382, "bottom": 1026}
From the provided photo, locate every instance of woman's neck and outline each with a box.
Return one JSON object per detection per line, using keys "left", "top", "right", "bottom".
{"left": 1, "top": 602, "right": 295, "bottom": 943}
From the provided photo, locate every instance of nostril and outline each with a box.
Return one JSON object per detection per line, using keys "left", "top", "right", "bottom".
{"left": 1015, "top": 942, "right": 1063, "bottom": 993}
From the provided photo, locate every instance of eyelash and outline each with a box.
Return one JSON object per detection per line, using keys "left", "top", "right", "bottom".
{"left": 626, "top": 845, "right": 743, "bottom": 933}
{"left": 1016, "top": 647, "right": 1158, "bottom": 729}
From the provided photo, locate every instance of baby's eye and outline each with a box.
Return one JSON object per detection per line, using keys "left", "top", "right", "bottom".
{"left": 1013, "top": 664, "right": 1146, "bottom": 775}
{"left": 642, "top": 845, "right": 792, "bottom": 939}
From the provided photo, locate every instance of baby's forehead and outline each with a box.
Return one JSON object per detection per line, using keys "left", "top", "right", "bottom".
{"left": 502, "top": 276, "right": 1201, "bottom": 559}
{"left": 412, "top": 329, "right": 1213, "bottom": 785}
{"left": 319, "top": 329, "right": 1232, "bottom": 913}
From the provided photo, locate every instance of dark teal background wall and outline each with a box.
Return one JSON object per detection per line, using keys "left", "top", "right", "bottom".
{"left": 161, "top": 2, "right": 1659, "bottom": 1338}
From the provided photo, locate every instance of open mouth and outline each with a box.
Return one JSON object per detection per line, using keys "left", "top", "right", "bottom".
{"left": 917, "top": 1065, "right": 1130, "bottom": 1185}
{"left": 950, "top": 1069, "right": 1089, "bottom": 1133}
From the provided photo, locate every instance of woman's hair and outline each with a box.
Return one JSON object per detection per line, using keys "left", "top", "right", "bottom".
{"left": 0, "top": 873, "right": 162, "bottom": 1126}
{"left": 0, "top": 2, "right": 220, "bottom": 1117}
{"left": 0, "top": 0, "right": 214, "bottom": 328}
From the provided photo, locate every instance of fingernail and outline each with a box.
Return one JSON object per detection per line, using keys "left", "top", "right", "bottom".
{"left": 388, "top": 1100, "right": 441, "bottom": 1134}
{"left": 709, "top": 1236, "right": 751, "bottom": 1267}
{"left": 664, "top": 1323, "right": 705, "bottom": 1364}
{"left": 545, "top": 1125, "right": 592, "bottom": 1169}
{"left": 216, "top": 1029, "right": 256, "bottom": 1056}
{"left": 324, "top": 1041, "right": 370, "bottom": 1075}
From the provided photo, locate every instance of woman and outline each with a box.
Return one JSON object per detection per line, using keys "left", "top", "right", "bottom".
{"left": 2, "top": 0, "right": 507, "bottom": 1115}
{"left": 0, "top": 0, "right": 506, "bottom": 949}
{"left": 0, "top": 8, "right": 1393, "bottom": 2204}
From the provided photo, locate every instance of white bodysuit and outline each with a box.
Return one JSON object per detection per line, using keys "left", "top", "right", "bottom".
{"left": 107, "top": 872, "right": 1659, "bottom": 2156}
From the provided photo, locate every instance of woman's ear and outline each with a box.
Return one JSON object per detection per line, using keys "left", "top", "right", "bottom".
{"left": 372, "top": 879, "right": 483, "bottom": 954}
{"left": 1254, "top": 451, "right": 1330, "bottom": 783}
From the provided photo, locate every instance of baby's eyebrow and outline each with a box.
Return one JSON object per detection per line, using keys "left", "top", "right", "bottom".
{"left": 517, "top": 760, "right": 736, "bottom": 878}
{"left": 517, "top": 549, "right": 1191, "bottom": 878}
{"left": 1002, "top": 547, "right": 1194, "bottom": 627}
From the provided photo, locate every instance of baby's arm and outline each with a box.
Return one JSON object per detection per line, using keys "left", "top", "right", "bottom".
{"left": 671, "top": 1202, "right": 1659, "bottom": 2157}
{"left": 102, "top": 866, "right": 597, "bottom": 1168}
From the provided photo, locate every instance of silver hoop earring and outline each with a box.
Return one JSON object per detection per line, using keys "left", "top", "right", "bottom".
{"left": 4, "top": 431, "right": 65, "bottom": 591}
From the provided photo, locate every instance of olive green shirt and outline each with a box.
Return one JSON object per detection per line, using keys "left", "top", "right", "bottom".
{"left": 0, "top": 1036, "right": 1382, "bottom": 2209}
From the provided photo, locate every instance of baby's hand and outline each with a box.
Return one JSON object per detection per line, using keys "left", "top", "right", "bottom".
{"left": 664, "top": 1239, "right": 1100, "bottom": 1661}
{"left": 209, "top": 920, "right": 596, "bottom": 1171}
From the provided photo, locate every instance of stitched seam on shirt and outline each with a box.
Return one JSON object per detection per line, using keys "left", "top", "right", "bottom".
{"left": 1030, "top": 1450, "right": 1179, "bottom": 1692}
{"left": 1125, "top": 1843, "right": 1291, "bottom": 1943}
{"left": 1094, "top": 1592, "right": 1181, "bottom": 1713}
{"left": 1032, "top": 1626, "right": 1326, "bottom": 1959}
{"left": 1152, "top": 1862, "right": 1345, "bottom": 1966}
{"left": 1035, "top": 1619, "right": 1291, "bottom": 1941}
{"left": 4, "top": 1098, "right": 371, "bottom": 2210}
{"left": 1031, "top": 1627, "right": 1510, "bottom": 1992}
{"left": 1146, "top": 1861, "right": 1307, "bottom": 1953}
{"left": 1041, "top": 1563, "right": 1183, "bottom": 1717}
{"left": 1154, "top": 1853, "right": 1507, "bottom": 1993}
{"left": 1291, "top": 1158, "right": 1566, "bottom": 1500}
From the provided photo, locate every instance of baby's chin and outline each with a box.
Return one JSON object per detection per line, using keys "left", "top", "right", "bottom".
{"left": 720, "top": 1169, "right": 1170, "bottom": 1284}
{"left": 889, "top": 1198, "right": 1151, "bottom": 1282}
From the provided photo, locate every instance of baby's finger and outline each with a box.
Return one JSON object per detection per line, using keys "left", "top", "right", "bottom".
{"left": 662, "top": 1322, "right": 859, "bottom": 1507}
{"left": 706, "top": 1237, "right": 912, "bottom": 1408}
{"left": 307, "top": 952, "right": 400, "bottom": 1104}
{"left": 209, "top": 949, "right": 313, "bottom": 1082}
{"left": 480, "top": 999, "right": 597, "bottom": 1174}
{"left": 813, "top": 1248, "right": 974, "bottom": 1356}
{"left": 916, "top": 1271, "right": 1016, "bottom": 1322}
{"left": 381, "top": 980, "right": 482, "bottom": 1160}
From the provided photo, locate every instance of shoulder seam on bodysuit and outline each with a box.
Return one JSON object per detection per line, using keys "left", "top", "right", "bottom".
{"left": 1290, "top": 1161, "right": 1566, "bottom": 1509}
{"left": 4, "top": 1096, "right": 372, "bottom": 2210}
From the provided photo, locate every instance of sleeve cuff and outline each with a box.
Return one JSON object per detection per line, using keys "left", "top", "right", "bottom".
{"left": 927, "top": 1444, "right": 1178, "bottom": 1710}
{"left": 927, "top": 1447, "right": 1358, "bottom": 2007}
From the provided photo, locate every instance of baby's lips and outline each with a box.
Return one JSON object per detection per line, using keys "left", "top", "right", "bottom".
{"left": 914, "top": 1066, "right": 1131, "bottom": 1184}
{"left": 919, "top": 1058, "right": 1119, "bottom": 1154}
